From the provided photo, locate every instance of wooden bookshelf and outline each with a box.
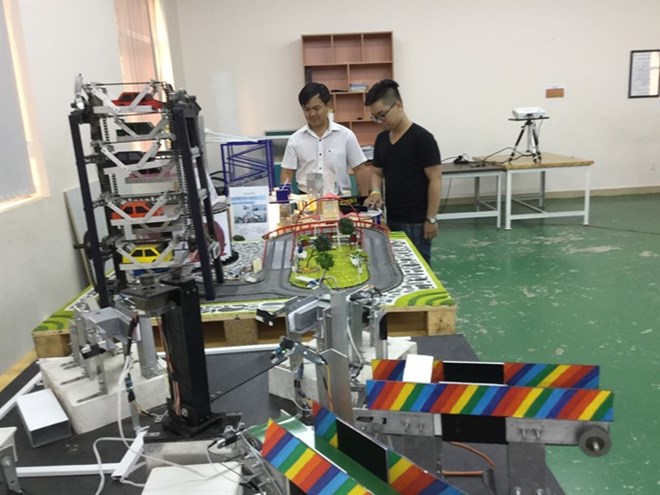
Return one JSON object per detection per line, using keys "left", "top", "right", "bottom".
{"left": 302, "top": 32, "right": 393, "bottom": 146}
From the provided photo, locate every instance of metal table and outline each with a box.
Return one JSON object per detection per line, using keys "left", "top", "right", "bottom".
{"left": 483, "top": 152, "right": 594, "bottom": 230}
{"left": 438, "top": 163, "right": 505, "bottom": 228}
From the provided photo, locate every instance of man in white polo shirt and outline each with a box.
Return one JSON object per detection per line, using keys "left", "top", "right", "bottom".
{"left": 280, "top": 82, "right": 369, "bottom": 196}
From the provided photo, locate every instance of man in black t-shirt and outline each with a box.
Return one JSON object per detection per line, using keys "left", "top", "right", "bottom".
{"left": 364, "top": 79, "right": 441, "bottom": 264}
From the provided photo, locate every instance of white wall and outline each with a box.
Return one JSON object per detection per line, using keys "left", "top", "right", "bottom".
{"left": 0, "top": 0, "right": 122, "bottom": 373}
{"left": 0, "top": 0, "right": 658, "bottom": 374}
{"left": 165, "top": 0, "right": 660, "bottom": 195}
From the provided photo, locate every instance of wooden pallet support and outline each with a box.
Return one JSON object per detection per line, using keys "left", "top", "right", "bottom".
{"left": 223, "top": 318, "right": 259, "bottom": 346}
{"left": 32, "top": 304, "right": 455, "bottom": 358}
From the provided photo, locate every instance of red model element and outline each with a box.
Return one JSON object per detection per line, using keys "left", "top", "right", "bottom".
{"left": 112, "top": 92, "right": 164, "bottom": 110}
{"left": 111, "top": 200, "right": 164, "bottom": 220}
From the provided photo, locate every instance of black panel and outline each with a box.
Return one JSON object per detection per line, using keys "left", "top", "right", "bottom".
{"left": 444, "top": 361, "right": 504, "bottom": 384}
{"left": 160, "top": 278, "right": 212, "bottom": 425}
{"left": 379, "top": 313, "right": 389, "bottom": 340}
{"left": 336, "top": 420, "right": 388, "bottom": 482}
{"left": 441, "top": 414, "right": 507, "bottom": 444}
{"left": 289, "top": 481, "right": 305, "bottom": 495}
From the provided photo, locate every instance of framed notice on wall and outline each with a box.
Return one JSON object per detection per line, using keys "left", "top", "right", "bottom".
{"left": 628, "top": 49, "right": 660, "bottom": 98}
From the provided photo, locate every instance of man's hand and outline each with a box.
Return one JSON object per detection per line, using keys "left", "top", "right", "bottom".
{"left": 365, "top": 191, "right": 383, "bottom": 209}
{"left": 424, "top": 221, "right": 438, "bottom": 240}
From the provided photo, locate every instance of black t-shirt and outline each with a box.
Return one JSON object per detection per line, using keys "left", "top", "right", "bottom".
{"left": 373, "top": 123, "right": 441, "bottom": 223}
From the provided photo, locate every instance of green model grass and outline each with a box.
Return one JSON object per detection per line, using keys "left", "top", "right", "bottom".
{"left": 290, "top": 244, "right": 369, "bottom": 289}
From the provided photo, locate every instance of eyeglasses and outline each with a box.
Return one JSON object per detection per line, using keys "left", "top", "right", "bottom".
{"left": 370, "top": 102, "right": 396, "bottom": 123}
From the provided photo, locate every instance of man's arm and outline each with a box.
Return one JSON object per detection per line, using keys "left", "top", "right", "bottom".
{"left": 424, "top": 165, "right": 442, "bottom": 240}
{"left": 279, "top": 167, "right": 295, "bottom": 186}
{"left": 279, "top": 138, "right": 298, "bottom": 188}
{"left": 365, "top": 167, "right": 384, "bottom": 209}
{"left": 352, "top": 163, "right": 371, "bottom": 196}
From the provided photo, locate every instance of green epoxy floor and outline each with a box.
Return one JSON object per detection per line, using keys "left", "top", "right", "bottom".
{"left": 431, "top": 194, "right": 660, "bottom": 494}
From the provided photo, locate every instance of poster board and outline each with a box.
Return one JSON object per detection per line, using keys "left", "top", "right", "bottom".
{"left": 229, "top": 185, "right": 270, "bottom": 240}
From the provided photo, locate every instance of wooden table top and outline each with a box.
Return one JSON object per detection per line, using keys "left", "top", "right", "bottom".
{"left": 481, "top": 152, "right": 594, "bottom": 170}
{"left": 441, "top": 162, "right": 505, "bottom": 174}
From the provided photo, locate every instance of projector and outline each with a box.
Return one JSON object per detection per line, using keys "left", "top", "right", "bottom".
{"left": 512, "top": 106, "right": 546, "bottom": 119}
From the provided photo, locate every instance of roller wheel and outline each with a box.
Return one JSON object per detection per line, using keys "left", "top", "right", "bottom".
{"left": 578, "top": 425, "right": 611, "bottom": 457}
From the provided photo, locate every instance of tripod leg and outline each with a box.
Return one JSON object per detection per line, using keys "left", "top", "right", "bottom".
{"left": 531, "top": 122, "right": 541, "bottom": 162}
{"left": 509, "top": 124, "right": 526, "bottom": 161}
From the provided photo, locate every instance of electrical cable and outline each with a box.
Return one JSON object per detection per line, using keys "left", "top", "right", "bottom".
{"left": 119, "top": 461, "right": 146, "bottom": 487}
{"left": 442, "top": 441, "right": 497, "bottom": 483}
{"left": 450, "top": 441, "right": 496, "bottom": 470}
{"left": 156, "top": 317, "right": 181, "bottom": 416}
{"left": 205, "top": 442, "right": 255, "bottom": 486}
{"left": 292, "top": 364, "right": 312, "bottom": 414}
{"left": 346, "top": 323, "right": 364, "bottom": 367}
{"left": 439, "top": 179, "right": 453, "bottom": 214}
{"left": 9, "top": 489, "right": 34, "bottom": 495}
{"left": 477, "top": 146, "right": 526, "bottom": 165}
{"left": 238, "top": 431, "right": 286, "bottom": 495}
{"left": 577, "top": 223, "right": 660, "bottom": 236}
{"left": 93, "top": 352, "right": 246, "bottom": 495}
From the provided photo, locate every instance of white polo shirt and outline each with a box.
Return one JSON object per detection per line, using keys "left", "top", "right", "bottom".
{"left": 281, "top": 120, "right": 366, "bottom": 194}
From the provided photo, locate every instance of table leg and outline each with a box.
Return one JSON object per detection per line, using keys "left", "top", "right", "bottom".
{"left": 474, "top": 177, "right": 481, "bottom": 211}
{"left": 584, "top": 166, "right": 591, "bottom": 225}
{"left": 505, "top": 171, "right": 512, "bottom": 230}
{"left": 496, "top": 173, "right": 502, "bottom": 229}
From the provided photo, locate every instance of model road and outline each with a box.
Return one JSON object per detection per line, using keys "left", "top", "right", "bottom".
{"left": 207, "top": 228, "right": 403, "bottom": 302}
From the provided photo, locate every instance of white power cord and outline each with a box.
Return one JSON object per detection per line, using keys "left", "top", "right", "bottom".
{"left": 92, "top": 354, "right": 246, "bottom": 494}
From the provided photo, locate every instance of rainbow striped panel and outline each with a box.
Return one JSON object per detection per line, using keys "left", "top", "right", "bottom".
{"left": 503, "top": 362, "right": 599, "bottom": 389}
{"left": 261, "top": 420, "right": 371, "bottom": 494}
{"left": 313, "top": 403, "right": 465, "bottom": 495}
{"left": 371, "top": 360, "right": 599, "bottom": 389}
{"left": 313, "top": 401, "right": 339, "bottom": 448}
{"left": 372, "top": 360, "right": 445, "bottom": 383}
{"left": 388, "top": 450, "right": 464, "bottom": 495}
{"left": 366, "top": 380, "right": 613, "bottom": 421}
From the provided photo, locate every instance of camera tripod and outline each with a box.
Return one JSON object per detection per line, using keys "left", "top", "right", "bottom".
{"left": 508, "top": 117, "right": 549, "bottom": 163}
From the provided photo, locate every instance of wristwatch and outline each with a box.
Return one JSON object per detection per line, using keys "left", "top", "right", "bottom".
{"left": 425, "top": 216, "right": 437, "bottom": 225}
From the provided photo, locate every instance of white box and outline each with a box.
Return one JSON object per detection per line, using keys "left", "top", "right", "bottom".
{"left": 15, "top": 389, "right": 71, "bottom": 448}
{"left": 0, "top": 427, "right": 17, "bottom": 460}
{"left": 142, "top": 463, "right": 243, "bottom": 494}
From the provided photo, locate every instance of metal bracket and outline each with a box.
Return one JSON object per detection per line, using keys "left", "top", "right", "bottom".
{"left": 0, "top": 446, "right": 20, "bottom": 495}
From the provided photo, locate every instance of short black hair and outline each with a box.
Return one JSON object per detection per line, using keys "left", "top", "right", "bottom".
{"left": 365, "top": 79, "right": 401, "bottom": 106}
{"left": 298, "top": 82, "right": 331, "bottom": 106}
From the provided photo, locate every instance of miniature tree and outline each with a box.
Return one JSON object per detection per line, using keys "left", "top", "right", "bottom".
{"left": 316, "top": 251, "right": 335, "bottom": 282}
{"left": 306, "top": 233, "right": 332, "bottom": 268}
{"left": 314, "top": 233, "right": 332, "bottom": 252}
{"left": 338, "top": 217, "right": 355, "bottom": 236}
{"left": 338, "top": 217, "right": 356, "bottom": 247}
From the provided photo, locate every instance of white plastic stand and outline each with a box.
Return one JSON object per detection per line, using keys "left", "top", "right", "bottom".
{"left": 268, "top": 336, "right": 417, "bottom": 403}
{"left": 39, "top": 352, "right": 168, "bottom": 434}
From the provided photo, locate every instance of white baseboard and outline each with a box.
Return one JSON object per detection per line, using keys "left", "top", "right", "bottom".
{"left": 443, "top": 185, "right": 660, "bottom": 205}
